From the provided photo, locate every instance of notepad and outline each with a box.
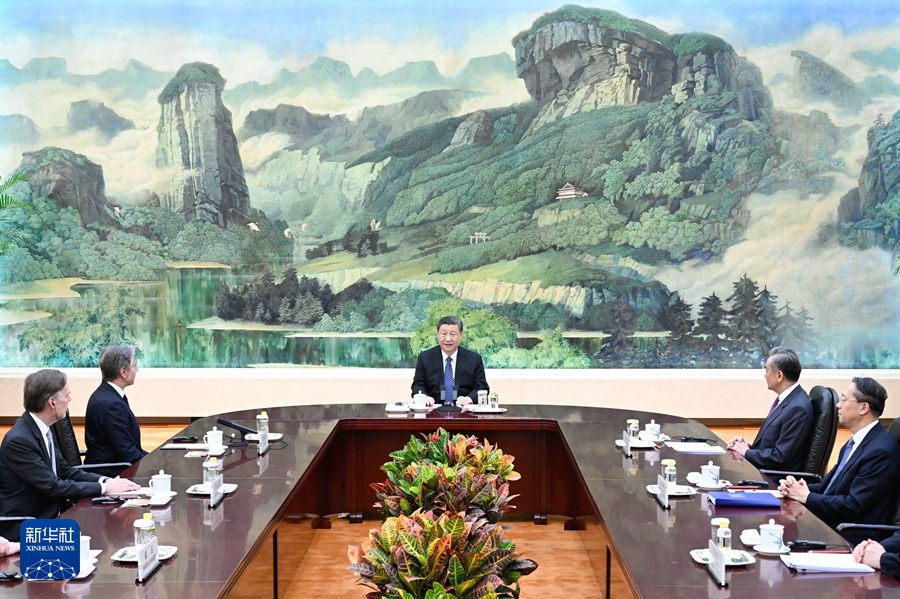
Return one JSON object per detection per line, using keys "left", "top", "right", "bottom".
{"left": 781, "top": 553, "right": 874, "bottom": 573}
{"left": 664, "top": 441, "right": 726, "bottom": 454}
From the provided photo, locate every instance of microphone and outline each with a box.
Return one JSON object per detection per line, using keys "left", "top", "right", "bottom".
{"left": 216, "top": 418, "right": 256, "bottom": 446}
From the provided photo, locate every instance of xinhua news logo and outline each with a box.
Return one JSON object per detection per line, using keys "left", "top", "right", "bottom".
{"left": 20, "top": 519, "right": 81, "bottom": 580}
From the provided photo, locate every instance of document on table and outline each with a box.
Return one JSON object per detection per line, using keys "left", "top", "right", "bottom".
{"left": 780, "top": 553, "right": 874, "bottom": 573}
{"left": 663, "top": 441, "right": 726, "bottom": 454}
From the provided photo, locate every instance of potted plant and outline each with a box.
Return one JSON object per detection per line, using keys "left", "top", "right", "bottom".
{"left": 351, "top": 429, "right": 537, "bottom": 599}
{"left": 348, "top": 509, "right": 537, "bottom": 599}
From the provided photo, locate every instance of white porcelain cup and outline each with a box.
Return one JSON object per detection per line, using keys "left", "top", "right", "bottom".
{"left": 80, "top": 535, "right": 91, "bottom": 565}
{"left": 644, "top": 420, "right": 661, "bottom": 440}
{"left": 700, "top": 461, "right": 720, "bottom": 487}
{"left": 149, "top": 469, "right": 172, "bottom": 495}
{"left": 759, "top": 519, "right": 784, "bottom": 552}
{"left": 204, "top": 427, "right": 223, "bottom": 448}
{"left": 412, "top": 392, "right": 428, "bottom": 409}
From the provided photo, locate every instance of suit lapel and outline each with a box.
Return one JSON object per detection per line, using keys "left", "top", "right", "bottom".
{"left": 24, "top": 413, "right": 52, "bottom": 468}
{"left": 455, "top": 349, "right": 465, "bottom": 385}
{"left": 831, "top": 426, "right": 878, "bottom": 489}
{"left": 753, "top": 386, "right": 802, "bottom": 446}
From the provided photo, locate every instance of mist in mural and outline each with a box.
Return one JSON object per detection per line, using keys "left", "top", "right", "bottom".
{"left": 3, "top": 1, "right": 900, "bottom": 369}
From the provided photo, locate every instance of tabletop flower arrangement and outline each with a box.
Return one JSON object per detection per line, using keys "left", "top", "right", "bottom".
{"left": 349, "top": 428, "right": 537, "bottom": 599}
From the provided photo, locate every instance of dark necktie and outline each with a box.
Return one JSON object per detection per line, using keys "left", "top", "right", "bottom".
{"left": 824, "top": 437, "right": 856, "bottom": 494}
{"left": 46, "top": 430, "right": 57, "bottom": 475}
{"left": 767, "top": 396, "right": 780, "bottom": 417}
{"left": 444, "top": 356, "right": 454, "bottom": 404}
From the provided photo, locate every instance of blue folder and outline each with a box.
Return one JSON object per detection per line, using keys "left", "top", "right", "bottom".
{"left": 707, "top": 491, "right": 782, "bottom": 508}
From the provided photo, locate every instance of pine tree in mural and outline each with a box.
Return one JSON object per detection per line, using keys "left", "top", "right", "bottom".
{"left": 663, "top": 296, "right": 694, "bottom": 366}
{"left": 754, "top": 286, "right": 779, "bottom": 361}
{"left": 695, "top": 293, "right": 729, "bottom": 366}
{"left": 599, "top": 296, "right": 638, "bottom": 366}
{"left": 726, "top": 274, "right": 761, "bottom": 358}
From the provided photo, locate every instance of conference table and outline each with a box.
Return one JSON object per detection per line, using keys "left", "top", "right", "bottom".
{"left": 2, "top": 404, "right": 898, "bottom": 599}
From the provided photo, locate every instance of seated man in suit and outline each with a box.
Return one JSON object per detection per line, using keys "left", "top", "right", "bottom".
{"left": 84, "top": 345, "right": 148, "bottom": 475}
{"left": 0, "top": 369, "right": 140, "bottom": 541}
{"left": 411, "top": 316, "right": 489, "bottom": 407}
{"left": 780, "top": 377, "right": 900, "bottom": 545}
{"left": 853, "top": 533, "right": 900, "bottom": 578}
{"left": 727, "top": 347, "right": 814, "bottom": 471}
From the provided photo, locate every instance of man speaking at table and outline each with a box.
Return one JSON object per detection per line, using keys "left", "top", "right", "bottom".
{"left": 411, "top": 316, "right": 489, "bottom": 407}
{"left": 0, "top": 369, "right": 140, "bottom": 541}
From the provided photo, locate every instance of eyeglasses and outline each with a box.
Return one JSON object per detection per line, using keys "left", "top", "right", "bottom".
{"left": 839, "top": 395, "right": 858, "bottom": 404}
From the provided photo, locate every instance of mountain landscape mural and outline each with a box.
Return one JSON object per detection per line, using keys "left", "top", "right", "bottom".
{"left": 2, "top": 1, "right": 900, "bottom": 369}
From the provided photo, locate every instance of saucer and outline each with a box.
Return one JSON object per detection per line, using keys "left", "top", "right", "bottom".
{"left": 111, "top": 545, "right": 178, "bottom": 562}
{"left": 245, "top": 433, "right": 284, "bottom": 441}
{"left": 646, "top": 484, "right": 697, "bottom": 497}
{"left": 385, "top": 403, "right": 410, "bottom": 413}
{"left": 74, "top": 563, "right": 95, "bottom": 579}
{"left": 615, "top": 439, "right": 657, "bottom": 449}
{"left": 143, "top": 490, "right": 177, "bottom": 499}
{"left": 638, "top": 431, "right": 671, "bottom": 442}
{"left": 686, "top": 472, "right": 729, "bottom": 490}
{"left": 753, "top": 544, "right": 790, "bottom": 556}
{"left": 465, "top": 406, "right": 507, "bottom": 414}
{"left": 410, "top": 406, "right": 432, "bottom": 412}
{"left": 186, "top": 483, "right": 238, "bottom": 495}
{"left": 149, "top": 493, "right": 175, "bottom": 506}
{"left": 689, "top": 548, "right": 756, "bottom": 566}
{"left": 740, "top": 529, "right": 762, "bottom": 546}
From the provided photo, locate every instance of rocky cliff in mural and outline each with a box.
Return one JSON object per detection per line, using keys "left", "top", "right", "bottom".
{"left": 839, "top": 109, "right": 900, "bottom": 247}
{"left": 513, "top": 8, "right": 771, "bottom": 134}
{"left": 19, "top": 146, "right": 120, "bottom": 229}
{"left": 791, "top": 50, "right": 868, "bottom": 113}
{"left": 156, "top": 62, "right": 255, "bottom": 228}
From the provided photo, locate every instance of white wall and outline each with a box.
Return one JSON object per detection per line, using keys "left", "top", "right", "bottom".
{"left": 2, "top": 367, "right": 899, "bottom": 421}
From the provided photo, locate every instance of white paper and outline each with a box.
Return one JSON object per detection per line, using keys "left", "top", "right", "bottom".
{"left": 664, "top": 442, "right": 726, "bottom": 454}
{"left": 780, "top": 553, "right": 874, "bottom": 573}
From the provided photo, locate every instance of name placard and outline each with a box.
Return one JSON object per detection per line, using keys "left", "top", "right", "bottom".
{"left": 621, "top": 430, "right": 631, "bottom": 457}
{"left": 136, "top": 536, "right": 160, "bottom": 582}
{"left": 707, "top": 539, "right": 727, "bottom": 587}
{"left": 656, "top": 474, "right": 670, "bottom": 509}
{"left": 209, "top": 472, "right": 225, "bottom": 508}
{"left": 257, "top": 428, "right": 269, "bottom": 456}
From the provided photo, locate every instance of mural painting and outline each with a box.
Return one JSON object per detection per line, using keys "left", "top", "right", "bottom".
{"left": 2, "top": 1, "right": 900, "bottom": 369}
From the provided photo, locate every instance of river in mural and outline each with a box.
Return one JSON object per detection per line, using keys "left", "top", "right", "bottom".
{"left": 4, "top": 1, "right": 900, "bottom": 370}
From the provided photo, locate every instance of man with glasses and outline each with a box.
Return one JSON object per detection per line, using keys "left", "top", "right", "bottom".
{"left": 727, "top": 347, "right": 814, "bottom": 471}
{"left": 0, "top": 369, "right": 140, "bottom": 541}
{"left": 780, "top": 377, "right": 900, "bottom": 544}
{"left": 84, "top": 345, "right": 149, "bottom": 476}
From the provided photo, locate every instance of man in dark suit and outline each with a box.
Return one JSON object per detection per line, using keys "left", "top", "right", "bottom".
{"left": 0, "top": 369, "right": 140, "bottom": 541}
{"left": 84, "top": 345, "right": 148, "bottom": 476}
{"left": 727, "top": 347, "right": 814, "bottom": 471}
{"left": 411, "top": 316, "right": 489, "bottom": 406}
{"left": 780, "top": 377, "right": 900, "bottom": 545}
